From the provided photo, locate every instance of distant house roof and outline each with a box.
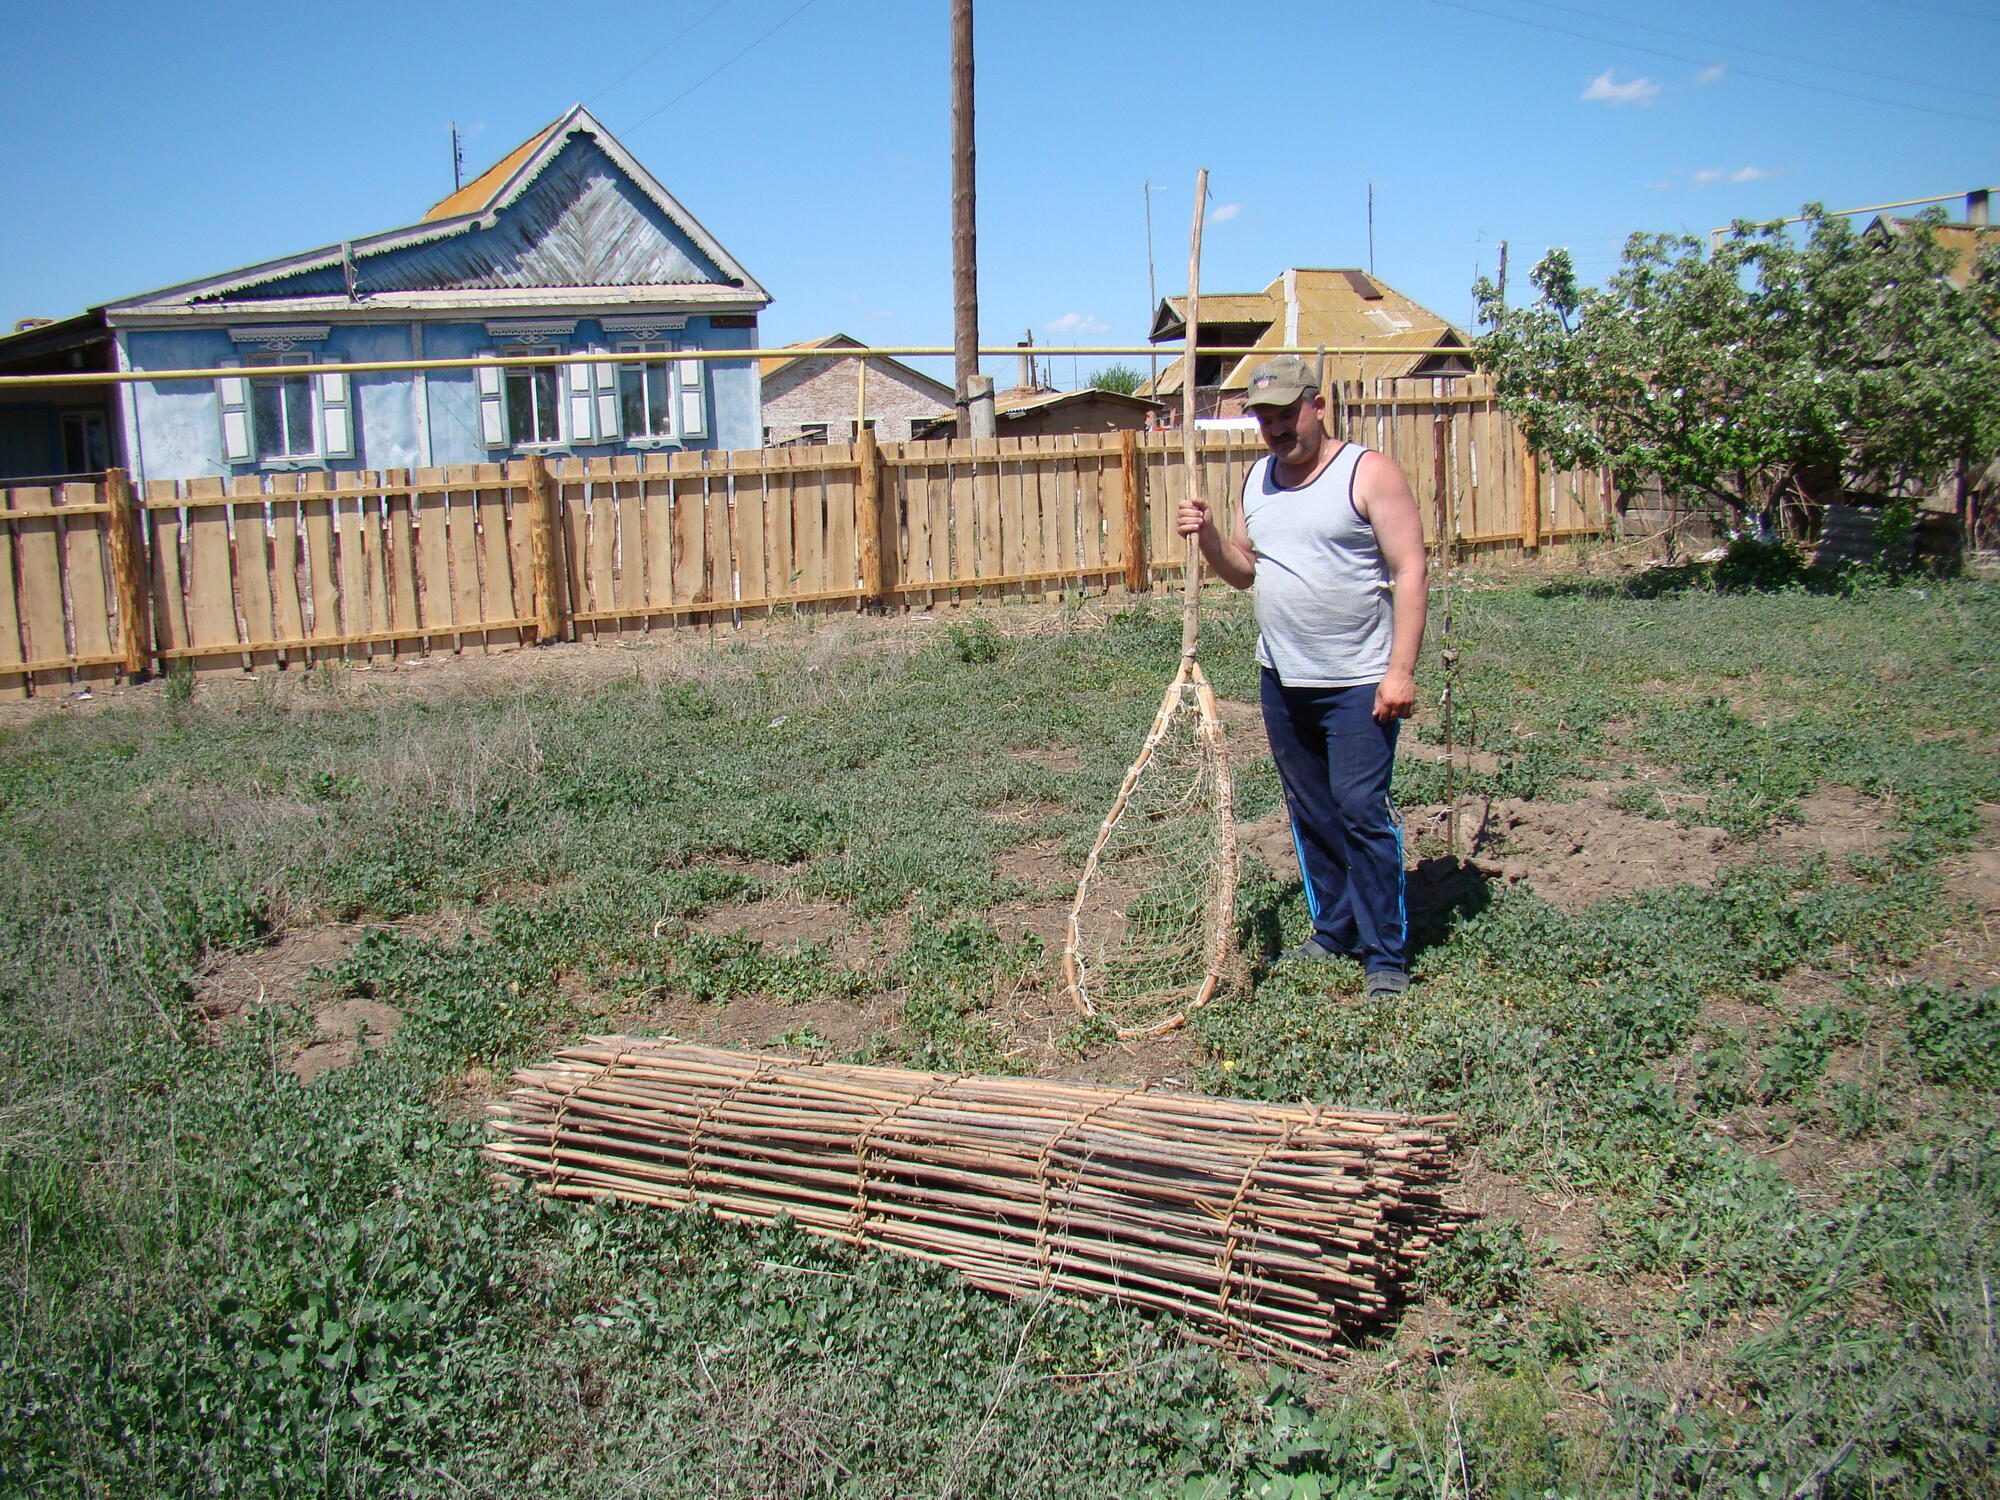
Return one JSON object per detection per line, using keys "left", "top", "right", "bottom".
{"left": 912, "top": 385, "right": 1163, "bottom": 437}
{"left": 1140, "top": 268, "right": 1471, "bottom": 396}
{"left": 758, "top": 334, "right": 954, "bottom": 402}
{"left": 1864, "top": 215, "right": 2000, "bottom": 289}
{"left": 103, "top": 105, "right": 769, "bottom": 322}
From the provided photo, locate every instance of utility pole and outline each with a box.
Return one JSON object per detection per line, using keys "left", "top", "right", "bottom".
{"left": 451, "top": 122, "right": 464, "bottom": 192}
{"left": 1496, "top": 240, "right": 1509, "bottom": 308}
{"left": 951, "top": 0, "right": 983, "bottom": 438}
{"left": 1367, "top": 182, "right": 1375, "bottom": 276}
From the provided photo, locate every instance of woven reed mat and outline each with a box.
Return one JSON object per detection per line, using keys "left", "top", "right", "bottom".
{"left": 486, "top": 1038, "right": 1459, "bottom": 1359}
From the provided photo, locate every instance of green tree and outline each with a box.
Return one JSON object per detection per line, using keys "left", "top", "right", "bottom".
{"left": 1086, "top": 363, "right": 1145, "bottom": 396}
{"left": 1473, "top": 206, "right": 2000, "bottom": 534}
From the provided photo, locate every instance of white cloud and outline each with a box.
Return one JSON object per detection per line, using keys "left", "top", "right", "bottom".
{"left": 1045, "top": 312, "right": 1110, "bottom": 335}
{"left": 1689, "top": 165, "right": 1785, "bottom": 187}
{"left": 1581, "top": 69, "right": 1661, "bottom": 106}
{"left": 1209, "top": 202, "right": 1243, "bottom": 223}
{"left": 1695, "top": 63, "right": 1727, "bottom": 85}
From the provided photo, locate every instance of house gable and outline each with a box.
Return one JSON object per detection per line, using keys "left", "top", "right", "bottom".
{"left": 106, "top": 105, "right": 766, "bottom": 317}
{"left": 213, "top": 136, "right": 731, "bottom": 301}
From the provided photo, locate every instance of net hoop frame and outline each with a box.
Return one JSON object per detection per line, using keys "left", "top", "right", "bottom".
{"left": 1061, "top": 655, "right": 1238, "bottom": 1038}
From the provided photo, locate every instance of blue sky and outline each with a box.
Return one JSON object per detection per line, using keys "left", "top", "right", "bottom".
{"left": 5, "top": 0, "right": 1994, "bottom": 388}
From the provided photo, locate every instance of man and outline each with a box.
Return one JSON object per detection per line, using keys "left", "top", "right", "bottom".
{"left": 1177, "top": 355, "right": 1427, "bottom": 999}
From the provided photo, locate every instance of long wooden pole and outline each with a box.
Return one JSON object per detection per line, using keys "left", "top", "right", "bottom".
{"left": 103, "top": 467, "right": 151, "bottom": 679}
{"left": 1179, "top": 168, "right": 1208, "bottom": 662}
{"left": 951, "top": 0, "right": 980, "bottom": 437}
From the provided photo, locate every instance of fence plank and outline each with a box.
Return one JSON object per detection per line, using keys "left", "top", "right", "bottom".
{"left": 228, "top": 476, "right": 277, "bottom": 672}
{"left": 59, "top": 481, "right": 119, "bottom": 691}
{"left": 473, "top": 462, "right": 522, "bottom": 651}
{"left": 733, "top": 448, "right": 770, "bottom": 614}
{"left": 183, "top": 477, "right": 239, "bottom": 675}
{"left": 822, "top": 442, "right": 856, "bottom": 603}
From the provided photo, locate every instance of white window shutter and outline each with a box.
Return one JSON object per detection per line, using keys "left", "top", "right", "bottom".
{"left": 566, "top": 358, "right": 595, "bottom": 443}
{"left": 217, "top": 356, "right": 252, "bottom": 463}
{"left": 591, "top": 347, "right": 621, "bottom": 441}
{"left": 317, "top": 358, "right": 355, "bottom": 460}
{"left": 475, "top": 350, "right": 507, "bottom": 448}
{"left": 676, "top": 357, "right": 708, "bottom": 441}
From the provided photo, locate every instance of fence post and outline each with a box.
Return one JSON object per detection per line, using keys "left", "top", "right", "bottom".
{"left": 103, "top": 467, "right": 152, "bottom": 679}
{"left": 1119, "top": 429, "right": 1150, "bottom": 592}
{"left": 855, "top": 426, "right": 885, "bottom": 609}
{"left": 525, "top": 456, "right": 567, "bottom": 642}
{"left": 1518, "top": 435, "right": 1541, "bottom": 552}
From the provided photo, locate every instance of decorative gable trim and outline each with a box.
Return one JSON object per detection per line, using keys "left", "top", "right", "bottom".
{"left": 601, "top": 314, "right": 689, "bottom": 335}
{"left": 228, "top": 325, "right": 331, "bottom": 349}
{"left": 485, "top": 319, "right": 578, "bottom": 342}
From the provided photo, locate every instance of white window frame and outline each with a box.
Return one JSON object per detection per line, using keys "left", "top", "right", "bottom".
{"left": 216, "top": 351, "right": 355, "bottom": 468}
{"left": 476, "top": 342, "right": 626, "bottom": 451}
{"left": 615, "top": 339, "right": 681, "bottom": 446}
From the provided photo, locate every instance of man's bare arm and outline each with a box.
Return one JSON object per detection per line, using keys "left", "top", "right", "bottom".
{"left": 1353, "top": 450, "right": 1428, "bottom": 722}
{"left": 1176, "top": 494, "right": 1256, "bottom": 590}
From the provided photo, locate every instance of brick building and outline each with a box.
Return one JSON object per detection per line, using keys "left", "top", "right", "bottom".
{"left": 759, "top": 334, "right": 953, "bottom": 445}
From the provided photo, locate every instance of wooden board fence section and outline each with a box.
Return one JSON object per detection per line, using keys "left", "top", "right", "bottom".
{"left": 0, "top": 379, "right": 1607, "bottom": 695}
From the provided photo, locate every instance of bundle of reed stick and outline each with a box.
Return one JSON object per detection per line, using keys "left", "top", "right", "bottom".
{"left": 486, "top": 1040, "right": 1458, "bottom": 1359}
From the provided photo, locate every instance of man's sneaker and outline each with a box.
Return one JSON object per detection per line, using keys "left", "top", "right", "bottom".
{"left": 1273, "top": 937, "right": 1340, "bottom": 967}
{"left": 1365, "top": 968, "right": 1410, "bottom": 999}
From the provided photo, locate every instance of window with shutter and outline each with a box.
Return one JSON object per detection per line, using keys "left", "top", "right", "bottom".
{"left": 591, "top": 348, "right": 621, "bottom": 441}
{"left": 503, "top": 346, "right": 563, "bottom": 445}
{"left": 675, "top": 356, "right": 708, "bottom": 441}
{"left": 565, "top": 359, "right": 596, "bottom": 443}
{"left": 217, "top": 357, "right": 252, "bottom": 463}
{"left": 318, "top": 359, "right": 355, "bottom": 460}
{"left": 475, "top": 350, "right": 508, "bottom": 448}
{"left": 616, "top": 341, "right": 676, "bottom": 442}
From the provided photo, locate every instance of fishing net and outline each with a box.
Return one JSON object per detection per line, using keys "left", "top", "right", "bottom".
{"left": 1063, "top": 168, "right": 1239, "bottom": 1038}
{"left": 1063, "top": 661, "right": 1237, "bottom": 1036}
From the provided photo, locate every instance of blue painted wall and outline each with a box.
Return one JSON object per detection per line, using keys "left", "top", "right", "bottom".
{"left": 121, "top": 315, "right": 759, "bottom": 483}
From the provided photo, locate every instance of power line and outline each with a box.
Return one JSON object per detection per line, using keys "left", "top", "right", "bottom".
{"left": 1418, "top": 0, "right": 2000, "bottom": 125}
{"left": 1509, "top": 0, "right": 2000, "bottom": 101}
{"left": 625, "top": 0, "right": 826, "bottom": 136}
{"left": 587, "top": 0, "right": 735, "bottom": 106}
{"left": 1861, "top": 0, "right": 2000, "bottom": 24}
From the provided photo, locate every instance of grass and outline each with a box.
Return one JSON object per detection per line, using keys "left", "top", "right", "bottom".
{"left": 0, "top": 567, "right": 1996, "bottom": 1496}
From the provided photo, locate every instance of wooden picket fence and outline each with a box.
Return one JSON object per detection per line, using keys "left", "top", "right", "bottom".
{"left": 0, "top": 378, "right": 1609, "bottom": 698}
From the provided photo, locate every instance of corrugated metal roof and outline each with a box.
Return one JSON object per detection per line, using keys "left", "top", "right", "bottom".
{"left": 106, "top": 105, "right": 769, "bottom": 318}
{"left": 1139, "top": 268, "right": 1470, "bottom": 397}
{"left": 423, "top": 121, "right": 562, "bottom": 222}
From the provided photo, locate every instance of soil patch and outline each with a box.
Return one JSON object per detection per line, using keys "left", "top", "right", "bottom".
{"left": 1467, "top": 789, "right": 1733, "bottom": 908}
{"left": 693, "top": 893, "right": 885, "bottom": 967}
{"left": 291, "top": 999, "right": 403, "bottom": 1083}
{"left": 197, "top": 923, "right": 365, "bottom": 1022}
{"left": 1005, "top": 745, "right": 1080, "bottom": 773}
{"left": 1764, "top": 788, "right": 1893, "bottom": 864}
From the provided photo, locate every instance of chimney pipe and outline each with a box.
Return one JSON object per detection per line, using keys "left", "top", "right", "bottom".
{"left": 1968, "top": 188, "right": 1990, "bottom": 227}
{"left": 1017, "top": 331, "right": 1034, "bottom": 391}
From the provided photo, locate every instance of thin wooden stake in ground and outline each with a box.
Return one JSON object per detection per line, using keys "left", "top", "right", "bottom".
{"left": 488, "top": 1040, "right": 1459, "bottom": 1361}
{"left": 1063, "top": 168, "right": 1238, "bottom": 1039}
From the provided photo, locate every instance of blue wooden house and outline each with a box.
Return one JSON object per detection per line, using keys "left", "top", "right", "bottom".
{"left": 0, "top": 105, "right": 768, "bottom": 484}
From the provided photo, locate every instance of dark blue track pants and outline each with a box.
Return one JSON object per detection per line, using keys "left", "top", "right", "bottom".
{"left": 1259, "top": 667, "right": 1407, "bottom": 974}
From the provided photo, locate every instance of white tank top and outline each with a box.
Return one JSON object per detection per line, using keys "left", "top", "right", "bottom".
{"left": 1242, "top": 442, "right": 1394, "bottom": 688}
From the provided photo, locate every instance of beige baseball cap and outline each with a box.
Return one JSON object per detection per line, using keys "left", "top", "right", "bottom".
{"left": 1242, "top": 354, "right": 1319, "bottom": 410}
